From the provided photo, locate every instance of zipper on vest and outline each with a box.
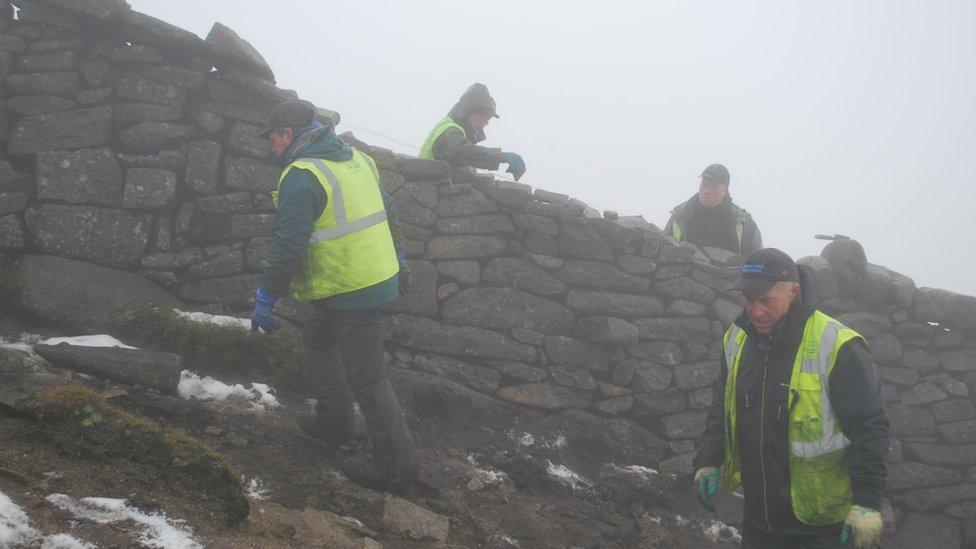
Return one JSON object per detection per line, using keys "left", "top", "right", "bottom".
{"left": 759, "top": 349, "right": 772, "bottom": 532}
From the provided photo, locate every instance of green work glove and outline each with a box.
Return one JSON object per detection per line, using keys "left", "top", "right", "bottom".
{"left": 840, "top": 504, "right": 882, "bottom": 548}
{"left": 693, "top": 466, "right": 719, "bottom": 512}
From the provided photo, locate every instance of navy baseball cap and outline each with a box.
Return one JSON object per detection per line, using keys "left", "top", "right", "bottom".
{"left": 700, "top": 163, "right": 730, "bottom": 187}
{"left": 258, "top": 100, "right": 317, "bottom": 138}
{"left": 730, "top": 248, "right": 799, "bottom": 295}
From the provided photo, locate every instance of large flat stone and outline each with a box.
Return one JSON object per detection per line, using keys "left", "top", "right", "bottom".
{"left": 888, "top": 512, "right": 960, "bottom": 549}
{"left": 887, "top": 404, "right": 935, "bottom": 438}
{"left": 556, "top": 260, "right": 652, "bottom": 294}
{"left": 635, "top": 317, "right": 712, "bottom": 343}
{"left": 653, "top": 277, "right": 716, "bottom": 304}
{"left": 413, "top": 353, "right": 501, "bottom": 394}
{"left": 384, "top": 314, "right": 536, "bottom": 362}
{"left": 566, "top": 289, "right": 663, "bottom": 318}
{"left": 8, "top": 106, "right": 112, "bottom": 154}
{"left": 435, "top": 214, "right": 514, "bottom": 235}
{"left": 427, "top": 235, "right": 508, "bottom": 260}
{"left": 25, "top": 205, "right": 150, "bottom": 268}
{"left": 115, "top": 71, "right": 186, "bottom": 106}
{"left": 7, "top": 94, "right": 76, "bottom": 116}
{"left": 0, "top": 215, "right": 26, "bottom": 250}
{"left": 381, "top": 260, "right": 437, "bottom": 317}
{"left": 381, "top": 495, "right": 448, "bottom": 543}
{"left": 557, "top": 217, "right": 613, "bottom": 261}
{"left": 659, "top": 411, "right": 707, "bottom": 439}
{"left": 35, "top": 344, "right": 182, "bottom": 394}
{"left": 434, "top": 191, "right": 496, "bottom": 217}
{"left": 10, "top": 255, "right": 177, "bottom": 329}
{"left": 932, "top": 399, "right": 976, "bottom": 423}
{"left": 904, "top": 483, "right": 976, "bottom": 512}
{"left": 112, "top": 103, "right": 183, "bottom": 123}
{"left": 905, "top": 442, "right": 976, "bottom": 466}
{"left": 185, "top": 141, "right": 222, "bottom": 195}
{"left": 540, "top": 408, "right": 668, "bottom": 466}
{"left": 119, "top": 9, "right": 208, "bottom": 58}
{"left": 118, "top": 121, "right": 193, "bottom": 151}
{"left": 627, "top": 341, "right": 684, "bottom": 366}
{"left": 205, "top": 22, "right": 275, "bottom": 82}
{"left": 442, "top": 287, "right": 575, "bottom": 335}
{"left": 224, "top": 156, "right": 278, "bottom": 192}
{"left": 29, "top": 0, "right": 128, "bottom": 20}
{"left": 228, "top": 122, "right": 272, "bottom": 158}
{"left": 123, "top": 168, "right": 177, "bottom": 210}
{"left": 888, "top": 461, "right": 964, "bottom": 491}
{"left": 7, "top": 71, "right": 78, "bottom": 97}
{"left": 542, "top": 335, "right": 609, "bottom": 372}
{"left": 496, "top": 383, "right": 592, "bottom": 411}
{"left": 36, "top": 148, "right": 122, "bottom": 207}
{"left": 673, "top": 361, "right": 720, "bottom": 391}
{"left": 482, "top": 258, "right": 567, "bottom": 297}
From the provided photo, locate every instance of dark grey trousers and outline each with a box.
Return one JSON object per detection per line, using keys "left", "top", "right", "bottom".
{"left": 742, "top": 521, "right": 845, "bottom": 549}
{"left": 302, "top": 306, "right": 417, "bottom": 480}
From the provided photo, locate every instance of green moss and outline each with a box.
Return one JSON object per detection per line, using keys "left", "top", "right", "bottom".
{"left": 115, "top": 306, "right": 305, "bottom": 389}
{"left": 21, "top": 385, "right": 250, "bottom": 524}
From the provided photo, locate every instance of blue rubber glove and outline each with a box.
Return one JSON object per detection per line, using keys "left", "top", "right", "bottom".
{"left": 251, "top": 286, "right": 281, "bottom": 333}
{"left": 693, "top": 467, "right": 719, "bottom": 512}
{"left": 502, "top": 152, "right": 526, "bottom": 181}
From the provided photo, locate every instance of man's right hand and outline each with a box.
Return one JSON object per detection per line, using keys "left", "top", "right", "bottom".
{"left": 251, "top": 286, "right": 281, "bottom": 333}
{"left": 502, "top": 152, "right": 526, "bottom": 181}
{"left": 694, "top": 466, "right": 719, "bottom": 512}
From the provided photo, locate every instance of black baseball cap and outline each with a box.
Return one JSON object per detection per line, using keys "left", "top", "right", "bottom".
{"left": 700, "top": 163, "right": 730, "bottom": 187}
{"left": 730, "top": 248, "right": 799, "bottom": 296}
{"left": 258, "top": 100, "right": 317, "bottom": 138}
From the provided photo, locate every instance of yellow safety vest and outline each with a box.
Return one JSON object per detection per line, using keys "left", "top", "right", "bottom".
{"left": 273, "top": 149, "right": 399, "bottom": 301}
{"left": 722, "top": 310, "right": 864, "bottom": 525}
{"left": 671, "top": 214, "right": 745, "bottom": 255}
{"left": 419, "top": 116, "right": 475, "bottom": 173}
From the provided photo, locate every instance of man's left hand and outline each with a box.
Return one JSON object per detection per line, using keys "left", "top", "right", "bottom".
{"left": 840, "top": 504, "right": 882, "bottom": 548}
{"left": 251, "top": 286, "right": 281, "bottom": 333}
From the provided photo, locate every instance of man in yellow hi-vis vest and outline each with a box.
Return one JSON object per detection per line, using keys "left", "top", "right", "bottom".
{"left": 693, "top": 249, "right": 889, "bottom": 548}
{"left": 419, "top": 83, "right": 526, "bottom": 180}
{"left": 251, "top": 100, "right": 418, "bottom": 489}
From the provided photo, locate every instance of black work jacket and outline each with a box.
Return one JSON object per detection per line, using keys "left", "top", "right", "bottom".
{"left": 693, "top": 296, "right": 889, "bottom": 535}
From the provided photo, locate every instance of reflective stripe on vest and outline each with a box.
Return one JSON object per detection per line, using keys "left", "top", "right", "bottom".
{"left": 419, "top": 116, "right": 476, "bottom": 173}
{"left": 722, "top": 311, "right": 864, "bottom": 525}
{"left": 296, "top": 158, "right": 390, "bottom": 244}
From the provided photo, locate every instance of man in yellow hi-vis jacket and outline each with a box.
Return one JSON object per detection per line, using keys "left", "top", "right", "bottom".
{"left": 693, "top": 248, "right": 889, "bottom": 548}
{"left": 251, "top": 100, "right": 418, "bottom": 490}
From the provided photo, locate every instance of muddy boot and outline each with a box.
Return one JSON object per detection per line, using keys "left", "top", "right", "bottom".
{"left": 296, "top": 413, "right": 352, "bottom": 452}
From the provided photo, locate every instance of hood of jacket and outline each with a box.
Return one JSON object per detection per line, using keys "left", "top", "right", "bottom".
{"left": 447, "top": 83, "right": 498, "bottom": 144}
{"left": 282, "top": 123, "right": 354, "bottom": 165}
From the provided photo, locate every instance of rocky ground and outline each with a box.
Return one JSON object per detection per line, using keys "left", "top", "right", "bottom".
{"left": 0, "top": 310, "right": 743, "bottom": 548}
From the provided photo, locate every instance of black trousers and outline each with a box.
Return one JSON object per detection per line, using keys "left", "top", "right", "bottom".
{"left": 302, "top": 306, "right": 417, "bottom": 480}
{"left": 741, "top": 521, "right": 845, "bottom": 549}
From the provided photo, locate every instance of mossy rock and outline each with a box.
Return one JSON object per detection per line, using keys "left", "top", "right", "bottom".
{"left": 18, "top": 384, "right": 250, "bottom": 524}
{"left": 115, "top": 305, "right": 305, "bottom": 390}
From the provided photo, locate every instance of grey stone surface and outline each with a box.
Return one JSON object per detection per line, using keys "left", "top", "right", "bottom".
{"left": 123, "top": 168, "right": 177, "bottom": 210}
{"left": 35, "top": 344, "right": 182, "bottom": 394}
{"left": 666, "top": 299, "right": 707, "bottom": 316}
{"left": 904, "top": 483, "right": 976, "bottom": 512}
{"left": 189, "top": 109, "right": 225, "bottom": 134}
{"left": 858, "top": 264, "right": 892, "bottom": 303}
{"left": 116, "top": 71, "right": 186, "bottom": 106}
{"left": 119, "top": 121, "right": 193, "bottom": 151}
{"left": 887, "top": 512, "right": 960, "bottom": 549}
{"left": 627, "top": 341, "right": 684, "bottom": 366}
{"left": 632, "top": 361, "right": 673, "bottom": 392}
{"left": 899, "top": 381, "right": 947, "bottom": 405}
{"left": 936, "top": 419, "right": 976, "bottom": 444}
{"left": 659, "top": 411, "right": 706, "bottom": 439}
{"left": 941, "top": 349, "right": 976, "bottom": 372}
{"left": 117, "top": 149, "right": 186, "bottom": 172}
{"left": 482, "top": 258, "right": 566, "bottom": 297}
{"left": 543, "top": 335, "right": 609, "bottom": 373}
{"left": 496, "top": 383, "right": 591, "bottom": 410}
{"left": 436, "top": 214, "right": 514, "bottom": 235}
{"left": 633, "top": 388, "right": 686, "bottom": 415}
{"left": 566, "top": 289, "right": 663, "bottom": 318}
{"left": 427, "top": 235, "right": 508, "bottom": 260}
{"left": 868, "top": 332, "right": 904, "bottom": 365}
{"left": 435, "top": 191, "right": 497, "bottom": 217}
{"left": 551, "top": 365, "right": 598, "bottom": 391}
{"left": 32, "top": 0, "right": 128, "bottom": 20}
{"left": 558, "top": 217, "right": 613, "bottom": 261}
{"left": 575, "top": 316, "right": 639, "bottom": 345}
{"left": 443, "top": 287, "right": 575, "bottom": 335}
{"left": 837, "top": 311, "right": 892, "bottom": 338}
{"left": 224, "top": 156, "right": 279, "bottom": 192}
{"left": 540, "top": 408, "right": 668, "bottom": 466}
{"left": 902, "top": 347, "right": 940, "bottom": 372}
{"left": 878, "top": 367, "right": 919, "bottom": 386}
{"left": 617, "top": 254, "right": 657, "bottom": 277}
{"left": 142, "top": 65, "right": 207, "bottom": 90}
{"left": 0, "top": 348, "right": 64, "bottom": 409}
{"left": 7, "top": 71, "right": 78, "bottom": 97}
{"left": 228, "top": 122, "right": 273, "bottom": 158}
{"left": 382, "top": 260, "right": 437, "bottom": 317}
{"left": 110, "top": 44, "right": 163, "bottom": 63}
{"left": 635, "top": 317, "right": 712, "bottom": 343}
{"left": 556, "top": 260, "right": 652, "bottom": 294}
{"left": 0, "top": 215, "right": 26, "bottom": 250}
{"left": 0, "top": 192, "right": 28, "bottom": 215}
{"left": 6, "top": 94, "right": 76, "bottom": 116}
{"left": 673, "top": 361, "right": 720, "bottom": 391}
{"left": 185, "top": 249, "right": 243, "bottom": 280}
{"left": 487, "top": 361, "right": 548, "bottom": 383}
{"left": 887, "top": 404, "right": 936, "bottom": 438}
{"left": 112, "top": 103, "right": 183, "bottom": 123}
{"left": 10, "top": 255, "right": 177, "bottom": 329}
{"left": 512, "top": 212, "right": 558, "bottom": 235}
{"left": 185, "top": 141, "right": 222, "bottom": 195}
{"left": 821, "top": 239, "right": 867, "bottom": 298}
{"left": 8, "top": 106, "right": 112, "bottom": 154}
{"left": 436, "top": 260, "right": 480, "bottom": 286}
{"left": 178, "top": 273, "right": 258, "bottom": 307}
{"left": 931, "top": 399, "right": 976, "bottom": 423}
{"left": 654, "top": 277, "right": 716, "bottom": 304}
{"left": 205, "top": 22, "right": 275, "bottom": 82}
{"left": 797, "top": 255, "right": 840, "bottom": 300}
{"left": 413, "top": 353, "right": 501, "bottom": 394}
{"left": 25, "top": 205, "right": 151, "bottom": 268}
{"left": 905, "top": 442, "right": 976, "bottom": 466}
{"left": 384, "top": 314, "right": 536, "bottom": 362}
{"left": 35, "top": 148, "right": 123, "bottom": 207}
{"left": 119, "top": 9, "right": 208, "bottom": 58}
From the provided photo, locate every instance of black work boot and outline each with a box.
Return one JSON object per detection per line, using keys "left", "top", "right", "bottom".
{"left": 341, "top": 455, "right": 389, "bottom": 489}
{"left": 296, "top": 413, "right": 352, "bottom": 452}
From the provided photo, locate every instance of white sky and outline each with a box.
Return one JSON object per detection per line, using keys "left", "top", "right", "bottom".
{"left": 131, "top": 0, "right": 976, "bottom": 296}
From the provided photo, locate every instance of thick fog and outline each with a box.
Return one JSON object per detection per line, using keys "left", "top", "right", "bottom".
{"left": 131, "top": 0, "right": 976, "bottom": 295}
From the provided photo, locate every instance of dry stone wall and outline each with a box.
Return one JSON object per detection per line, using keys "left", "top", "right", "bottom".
{"left": 0, "top": 2, "right": 974, "bottom": 545}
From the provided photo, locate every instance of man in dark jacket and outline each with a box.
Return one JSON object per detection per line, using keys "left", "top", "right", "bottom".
{"left": 664, "top": 163, "right": 762, "bottom": 256}
{"left": 419, "top": 82, "right": 526, "bottom": 180}
{"left": 693, "top": 248, "right": 888, "bottom": 549}
{"left": 250, "top": 100, "right": 418, "bottom": 489}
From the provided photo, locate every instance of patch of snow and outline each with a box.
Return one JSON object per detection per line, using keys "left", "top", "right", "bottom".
{"left": 546, "top": 434, "right": 567, "bottom": 450}
{"left": 340, "top": 516, "right": 364, "bottom": 528}
{"left": 40, "top": 335, "right": 137, "bottom": 349}
{"left": 177, "top": 370, "right": 280, "bottom": 411}
{"left": 645, "top": 515, "right": 662, "bottom": 524}
{"left": 673, "top": 514, "right": 689, "bottom": 526}
{"left": 704, "top": 519, "right": 742, "bottom": 543}
{"left": 546, "top": 461, "right": 591, "bottom": 490}
{"left": 465, "top": 455, "right": 508, "bottom": 486}
{"left": 605, "top": 463, "right": 659, "bottom": 484}
{"left": 511, "top": 431, "right": 535, "bottom": 446}
{"left": 0, "top": 489, "right": 93, "bottom": 548}
{"left": 45, "top": 494, "right": 201, "bottom": 549}
{"left": 0, "top": 339, "right": 35, "bottom": 353}
{"left": 246, "top": 478, "right": 269, "bottom": 500}
{"left": 175, "top": 310, "right": 251, "bottom": 330}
